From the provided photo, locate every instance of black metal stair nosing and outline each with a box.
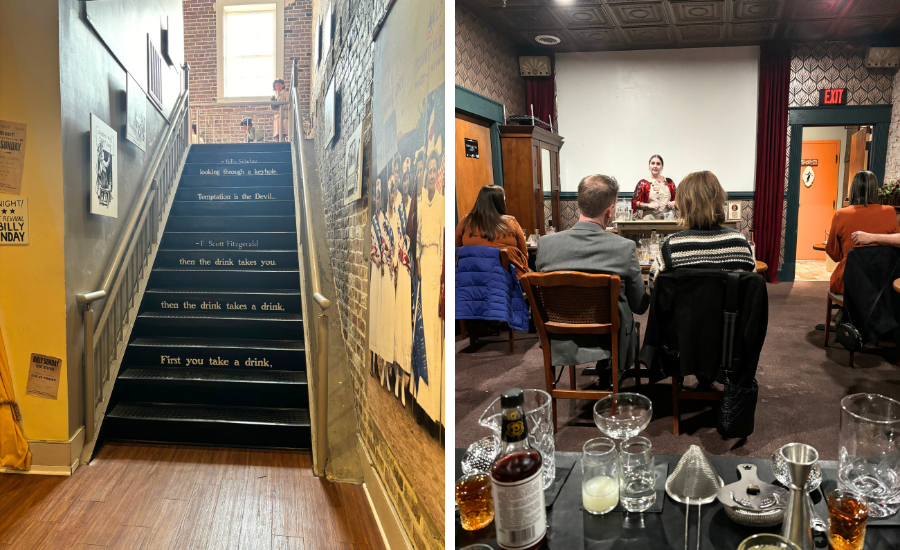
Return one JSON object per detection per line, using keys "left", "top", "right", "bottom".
{"left": 128, "top": 336, "right": 305, "bottom": 349}
{"left": 108, "top": 402, "right": 311, "bottom": 427}
{"left": 118, "top": 367, "right": 308, "bottom": 384}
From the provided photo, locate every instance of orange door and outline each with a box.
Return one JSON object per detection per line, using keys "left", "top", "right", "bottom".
{"left": 798, "top": 140, "right": 840, "bottom": 260}
{"left": 455, "top": 115, "right": 494, "bottom": 219}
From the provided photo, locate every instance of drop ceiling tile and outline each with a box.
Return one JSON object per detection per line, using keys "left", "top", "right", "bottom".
{"left": 608, "top": 3, "right": 669, "bottom": 26}
{"left": 551, "top": 6, "right": 612, "bottom": 27}
{"left": 732, "top": 0, "right": 784, "bottom": 22}
{"left": 784, "top": 0, "right": 849, "bottom": 20}
{"left": 674, "top": 24, "right": 725, "bottom": 42}
{"left": 670, "top": 1, "right": 726, "bottom": 24}
{"left": 845, "top": 0, "right": 900, "bottom": 17}
{"left": 568, "top": 26, "right": 624, "bottom": 46}
{"left": 496, "top": 7, "right": 566, "bottom": 29}
{"left": 731, "top": 21, "right": 778, "bottom": 39}
{"left": 621, "top": 25, "right": 674, "bottom": 44}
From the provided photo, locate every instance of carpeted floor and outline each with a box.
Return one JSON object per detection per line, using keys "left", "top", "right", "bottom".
{"left": 455, "top": 281, "right": 900, "bottom": 461}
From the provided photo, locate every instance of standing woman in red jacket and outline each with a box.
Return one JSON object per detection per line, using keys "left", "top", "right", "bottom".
{"left": 632, "top": 154, "right": 678, "bottom": 220}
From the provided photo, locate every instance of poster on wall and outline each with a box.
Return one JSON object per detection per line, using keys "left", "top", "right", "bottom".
{"left": 0, "top": 120, "right": 27, "bottom": 195}
{"left": 90, "top": 114, "right": 118, "bottom": 218}
{"left": 126, "top": 74, "right": 147, "bottom": 151}
{"left": 368, "top": 0, "right": 445, "bottom": 438}
{"left": 344, "top": 122, "right": 363, "bottom": 205}
{"left": 26, "top": 353, "right": 63, "bottom": 400}
{"left": 322, "top": 78, "right": 336, "bottom": 146}
{"left": 0, "top": 197, "right": 28, "bottom": 245}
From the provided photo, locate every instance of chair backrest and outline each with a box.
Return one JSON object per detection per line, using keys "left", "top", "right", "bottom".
{"left": 521, "top": 272, "right": 621, "bottom": 336}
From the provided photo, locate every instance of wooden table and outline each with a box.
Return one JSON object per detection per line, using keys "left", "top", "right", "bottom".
{"left": 895, "top": 278, "right": 900, "bottom": 294}
{"left": 813, "top": 243, "right": 826, "bottom": 251}
{"left": 756, "top": 260, "right": 767, "bottom": 274}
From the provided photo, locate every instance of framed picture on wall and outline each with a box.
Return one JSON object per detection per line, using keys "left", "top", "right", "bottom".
{"left": 90, "top": 114, "right": 118, "bottom": 218}
{"left": 322, "top": 78, "right": 336, "bottom": 146}
{"left": 126, "top": 74, "right": 147, "bottom": 151}
{"left": 344, "top": 122, "right": 363, "bottom": 205}
{"left": 726, "top": 200, "right": 741, "bottom": 221}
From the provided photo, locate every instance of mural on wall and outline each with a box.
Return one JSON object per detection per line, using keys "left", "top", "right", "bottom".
{"left": 369, "top": 0, "right": 444, "bottom": 440}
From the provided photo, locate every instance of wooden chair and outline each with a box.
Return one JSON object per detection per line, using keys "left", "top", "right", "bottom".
{"left": 459, "top": 248, "right": 515, "bottom": 355}
{"left": 521, "top": 271, "right": 636, "bottom": 433}
{"left": 824, "top": 291, "right": 853, "bottom": 368}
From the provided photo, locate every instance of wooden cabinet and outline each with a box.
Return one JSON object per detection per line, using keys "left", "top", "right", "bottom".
{"left": 499, "top": 125, "right": 564, "bottom": 237}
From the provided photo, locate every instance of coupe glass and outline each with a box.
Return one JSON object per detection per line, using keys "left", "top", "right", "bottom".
{"left": 838, "top": 393, "right": 900, "bottom": 518}
{"left": 479, "top": 388, "right": 555, "bottom": 489}
{"left": 593, "top": 393, "right": 652, "bottom": 447}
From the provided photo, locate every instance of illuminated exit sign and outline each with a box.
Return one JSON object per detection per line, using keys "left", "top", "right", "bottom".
{"left": 818, "top": 88, "right": 847, "bottom": 106}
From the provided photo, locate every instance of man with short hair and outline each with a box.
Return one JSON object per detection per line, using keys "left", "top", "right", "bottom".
{"left": 536, "top": 174, "right": 649, "bottom": 387}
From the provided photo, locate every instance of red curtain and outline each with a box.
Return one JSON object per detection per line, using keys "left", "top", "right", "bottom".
{"left": 753, "top": 45, "right": 791, "bottom": 284}
{"left": 525, "top": 74, "right": 555, "bottom": 128}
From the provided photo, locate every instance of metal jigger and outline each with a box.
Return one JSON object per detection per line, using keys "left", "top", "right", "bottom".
{"left": 779, "top": 443, "right": 818, "bottom": 550}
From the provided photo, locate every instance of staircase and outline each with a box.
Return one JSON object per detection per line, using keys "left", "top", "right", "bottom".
{"left": 102, "top": 142, "right": 311, "bottom": 449}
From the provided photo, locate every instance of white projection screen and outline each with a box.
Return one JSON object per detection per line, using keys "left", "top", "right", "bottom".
{"left": 556, "top": 46, "right": 760, "bottom": 193}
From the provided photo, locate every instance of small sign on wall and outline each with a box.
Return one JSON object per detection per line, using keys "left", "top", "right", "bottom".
{"left": 0, "top": 119, "right": 27, "bottom": 195}
{"left": 803, "top": 165, "right": 816, "bottom": 187}
{"left": 801, "top": 159, "right": 818, "bottom": 166}
{"left": 464, "top": 138, "right": 479, "bottom": 159}
{"left": 726, "top": 200, "right": 741, "bottom": 221}
{"left": 0, "top": 197, "right": 28, "bottom": 245}
{"left": 26, "top": 353, "right": 63, "bottom": 400}
{"left": 818, "top": 88, "right": 847, "bottom": 106}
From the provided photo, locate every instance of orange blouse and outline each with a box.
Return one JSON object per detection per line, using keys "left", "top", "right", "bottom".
{"left": 454, "top": 215, "right": 530, "bottom": 279}
{"left": 826, "top": 204, "right": 900, "bottom": 295}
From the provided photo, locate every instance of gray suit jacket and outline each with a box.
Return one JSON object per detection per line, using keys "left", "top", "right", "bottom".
{"left": 535, "top": 221, "right": 650, "bottom": 372}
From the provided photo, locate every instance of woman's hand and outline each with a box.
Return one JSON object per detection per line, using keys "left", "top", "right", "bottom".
{"left": 647, "top": 202, "right": 661, "bottom": 211}
{"left": 666, "top": 201, "right": 677, "bottom": 210}
{"left": 851, "top": 231, "right": 874, "bottom": 245}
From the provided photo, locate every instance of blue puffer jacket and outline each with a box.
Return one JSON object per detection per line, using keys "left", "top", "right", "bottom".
{"left": 455, "top": 246, "right": 529, "bottom": 332}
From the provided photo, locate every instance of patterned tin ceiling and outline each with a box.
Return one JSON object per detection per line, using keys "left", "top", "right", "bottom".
{"left": 457, "top": 0, "right": 900, "bottom": 52}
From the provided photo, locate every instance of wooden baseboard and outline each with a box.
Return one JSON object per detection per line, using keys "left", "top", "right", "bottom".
{"left": 0, "top": 426, "right": 84, "bottom": 476}
{"left": 358, "top": 435, "right": 413, "bottom": 550}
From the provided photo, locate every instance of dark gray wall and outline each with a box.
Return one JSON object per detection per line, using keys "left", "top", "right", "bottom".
{"left": 59, "top": 0, "right": 184, "bottom": 438}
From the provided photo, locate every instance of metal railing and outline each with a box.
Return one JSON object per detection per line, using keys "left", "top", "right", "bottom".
{"left": 190, "top": 99, "right": 290, "bottom": 144}
{"left": 76, "top": 64, "right": 192, "bottom": 447}
{"left": 289, "top": 58, "right": 331, "bottom": 475}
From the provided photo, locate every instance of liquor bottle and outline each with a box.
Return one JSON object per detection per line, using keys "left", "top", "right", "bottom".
{"left": 748, "top": 230, "right": 756, "bottom": 262}
{"left": 491, "top": 388, "right": 547, "bottom": 550}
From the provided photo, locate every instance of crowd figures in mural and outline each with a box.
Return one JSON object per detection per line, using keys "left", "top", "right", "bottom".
{"left": 369, "top": 85, "right": 445, "bottom": 442}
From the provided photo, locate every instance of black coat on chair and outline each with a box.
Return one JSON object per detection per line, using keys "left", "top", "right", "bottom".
{"left": 843, "top": 246, "right": 900, "bottom": 346}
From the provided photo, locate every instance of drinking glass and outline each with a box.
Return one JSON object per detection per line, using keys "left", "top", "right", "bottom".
{"left": 838, "top": 393, "right": 900, "bottom": 518}
{"left": 456, "top": 473, "right": 494, "bottom": 531}
{"left": 526, "top": 230, "right": 539, "bottom": 246}
{"left": 736, "top": 533, "right": 801, "bottom": 550}
{"left": 593, "top": 393, "right": 653, "bottom": 444}
{"left": 479, "top": 388, "right": 555, "bottom": 489}
{"left": 827, "top": 489, "right": 868, "bottom": 550}
{"left": 618, "top": 436, "right": 656, "bottom": 512}
{"left": 582, "top": 438, "right": 618, "bottom": 515}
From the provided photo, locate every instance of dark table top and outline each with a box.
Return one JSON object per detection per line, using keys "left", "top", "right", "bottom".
{"left": 455, "top": 449, "right": 900, "bottom": 549}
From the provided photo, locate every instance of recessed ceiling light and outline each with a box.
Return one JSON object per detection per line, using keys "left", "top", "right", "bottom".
{"left": 535, "top": 35, "right": 561, "bottom": 45}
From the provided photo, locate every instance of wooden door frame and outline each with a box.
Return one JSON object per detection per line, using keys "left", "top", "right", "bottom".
{"left": 781, "top": 105, "right": 892, "bottom": 282}
{"left": 455, "top": 86, "right": 506, "bottom": 225}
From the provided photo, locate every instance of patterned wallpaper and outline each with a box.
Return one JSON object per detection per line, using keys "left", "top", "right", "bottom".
{"left": 789, "top": 43, "right": 895, "bottom": 107}
{"left": 455, "top": 4, "right": 526, "bottom": 115}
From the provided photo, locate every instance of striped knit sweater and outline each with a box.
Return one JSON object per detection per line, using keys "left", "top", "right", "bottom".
{"left": 649, "top": 226, "right": 756, "bottom": 288}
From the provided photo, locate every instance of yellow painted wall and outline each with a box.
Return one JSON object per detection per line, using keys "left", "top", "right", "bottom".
{"left": 0, "top": 0, "right": 69, "bottom": 442}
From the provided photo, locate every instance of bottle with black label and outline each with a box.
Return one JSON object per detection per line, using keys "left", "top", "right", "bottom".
{"left": 491, "top": 388, "right": 547, "bottom": 550}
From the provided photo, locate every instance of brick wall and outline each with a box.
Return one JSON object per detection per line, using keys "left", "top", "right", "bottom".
{"left": 309, "top": 0, "right": 443, "bottom": 548}
{"left": 888, "top": 69, "right": 900, "bottom": 182}
{"left": 183, "top": 0, "right": 312, "bottom": 144}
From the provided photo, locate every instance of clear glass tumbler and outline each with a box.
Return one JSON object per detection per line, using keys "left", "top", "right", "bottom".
{"left": 838, "top": 393, "right": 900, "bottom": 518}
{"left": 618, "top": 436, "right": 656, "bottom": 512}
{"left": 827, "top": 489, "right": 869, "bottom": 550}
{"left": 737, "top": 533, "right": 801, "bottom": 550}
{"left": 582, "top": 438, "right": 618, "bottom": 515}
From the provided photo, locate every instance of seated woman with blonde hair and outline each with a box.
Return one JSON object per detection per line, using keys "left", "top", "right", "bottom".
{"left": 455, "top": 185, "right": 530, "bottom": 279}
{"left": 649, "top": 171, "right": 755, "bottom": 287}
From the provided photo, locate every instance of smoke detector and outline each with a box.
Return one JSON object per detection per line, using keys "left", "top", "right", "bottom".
{"left": 535, "top": 35, "right": 561, "bottom": 45}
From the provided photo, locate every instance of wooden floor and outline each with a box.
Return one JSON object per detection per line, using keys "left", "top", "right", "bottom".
{"left": 0, "top": 442, "right": 386, "bottom": 550}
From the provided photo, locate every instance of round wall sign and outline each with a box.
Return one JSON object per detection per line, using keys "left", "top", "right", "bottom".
{"left": 803, "top": 165, "right": 815, "bottom": 187}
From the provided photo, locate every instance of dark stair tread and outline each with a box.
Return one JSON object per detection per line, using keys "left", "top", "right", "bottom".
{"left": 130, "top": 336, "right": 304, "bottom": 350}
{"left": 144, "top": 287, "right": 300, "bottom": 295}
{"left": 151, "top": 268, "right": 299, "bottom": 274}
{"left": 138, "top": 311, "right": 302, "bottom": 321}
{"left": 108, "top": 402, "right": 309, "bottom": 426}
{"left": 120, "top": 367, "right": 306, "bottom": 384}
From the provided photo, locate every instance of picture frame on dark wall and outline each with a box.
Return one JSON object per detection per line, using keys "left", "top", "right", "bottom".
{"left": 322, "top": 78, "right": 336, "bottom": 146}
{"left": 126, "top": 73, "right": 147, "bottom": 151}
{"left": 343, "top": 121, "right": 363, "bottom": 206}
{"left": 90, "top": 114, "right": 118, "bottom": 218}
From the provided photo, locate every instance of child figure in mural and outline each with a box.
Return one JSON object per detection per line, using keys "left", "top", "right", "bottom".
{"left": 241, "top": 117, "right": 259, "bottom": 143}
{"left": 369, "top": 178, "right": 387, "bottom": 373}
{"left": 271, "top": 79, "right": 289, "bottom": 142}
{"left": 391, "top": 157, "right": 413, "bottom": 405}
{"left": 407, "top": 147, "right": 427, "bottom": 402}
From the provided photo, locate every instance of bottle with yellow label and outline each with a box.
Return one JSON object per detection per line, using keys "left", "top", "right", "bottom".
{"left": 490, "top": 388, "right": 547, "bottom": 550}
